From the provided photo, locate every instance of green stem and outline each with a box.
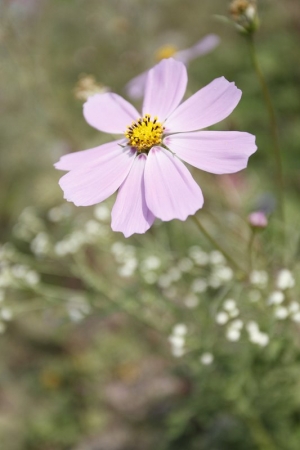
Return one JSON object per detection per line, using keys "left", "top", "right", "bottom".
{"left": 244, "top": 414, "right": 278, "bottom": 450}
{"left": 192, "top": 215, "right": 246, "bottom": 276}
{"left": 248, "top": 229, "right": 256, "bottom": 272}
{"left": 247, "top": 35, "right": 285, "bottom": 229}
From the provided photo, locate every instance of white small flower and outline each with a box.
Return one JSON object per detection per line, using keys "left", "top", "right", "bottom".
{"left": 250, "top": 270, "right": 268, "bottom": 288}
{"left": 177, "top": 258, "right": 193, "bottom": 272}
{"left": 267, "top": 290, "right": 284, "bottom": 305}
{"left": 292, "top": 312, "right": 300, "bottom": 323}
{"left": 111, "top": 242, "right": 125, "bottom": 256}
{"left": 94, "top": 204, "right": 110, "bottom": 221}
{"left": 184, "top": 294, "right": 199, "bottom": 309}
{"left": 1, "top": 308, "right": 13, "bottom": 321}
{"left": 118, "top": 258, "right": 138, "bottom": 278}
{"left": 30, "top": 232, "right": 51, "bottom": 256}
{"left": 48, "top": 204, "right": 71, "bottom": 222}
{"left": 188, "top": 246, "right": 209, "bottom": 266}
{"left": 192, "top": 278, "right": 207, "bottom": 293}
{"left": 11, "top": 265, "right": 28, "bottom": 279}
{"left": 172, "top": 347, "right": 185, "bottom": 357}
{"left": 223, "top": 299, "right": 236, "bottom": 311}
{"left": 173, "top": 324, "right": 187, "bottom": 336}
{"left": 246, "top": 321, "right": 259, "bottom": 333}
{"left": 168, "top": 335, "right": 185, "bottom": 348}
{"left": 288, "top": 301, "right": 299, "bottom": 314}
{"left": 141, "top": 256, "right": 161, "bottom": 271}
{"left": 208, "top": 276, "right": 222, "bottom": 289}
{"left": 215, "top": 311, "right": 229, "bottom": 325}
{"left": 276, "top": 269, "right": 295, "bottom": 290}
{"left": 230, "top": 319, "right": 243, "bottom": 330}
{"left": 200, "top": 352, "right": 214, "bottom": 365}
{"left": 209, "top": 250, "right": 226, "bottom": 265}
{"left": 249, "top": 331, "right": 269, "bottom": 347}
{"left": 214, "top": 266, "right": 233, "bottom": 282}
{"left": 257, "top": 333, "right": 269, "bottom": 347}
{"left": 226, "top": 328, "right": 241, "bottom": 341}
{"left": 85, "top": 220, "right": 103, "bottom": 235}
{"left": 274, "top": 306, "right": 289, "bottom": 320}
{"left": 25, "top": 271, "right": 40, "bottom": 286}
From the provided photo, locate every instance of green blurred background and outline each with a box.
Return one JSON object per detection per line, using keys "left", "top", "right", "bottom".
{"left": 1, "top": 0, "right": 300, "bottom": 449}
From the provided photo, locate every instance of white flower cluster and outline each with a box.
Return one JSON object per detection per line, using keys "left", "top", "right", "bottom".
{"left": 54, "top": 220, "right": 108, "bottom": 256}
{"left": 140, "top": 255, "right": 162, "bottom": 284}
{"left": 0, "top": 289, "right": 12, "bottom": 334}
{"left": 111, "top": 242, "right": 138, "bottom": 278}
{"left": 249, "top": 270, "right": 269, "bottom": 288}
{"left": 200, "top": 352, "right": 214, "bottom": 365}
{"left": 168, "top": 323, "right": 187, "bottom": 357}
{"left": 216, "top": 299, "right": 242, "bottom": 341}
{"left": 246, "top": 321, "right": 269, "bottom": 347}
{"left": 0, "top": 262, "right": 40, "bottom": 289}
{"left": 66, "top": 295, "right": 91, "bottom": 322}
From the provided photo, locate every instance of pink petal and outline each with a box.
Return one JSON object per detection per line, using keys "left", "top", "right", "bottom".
{"left": 58, "top": 144, "right": 136, "bottom": 206}
{"left": 164, "top": 131, "right": 257, "bottom": 174}
{"left": 175, "top": 34, "right": 220, "bottom": 65}
{"left": 165, "top": 77, "right": 242, "bottom": 133}
{"left": 144, "top": 147, "right": 204, "bottom": 221}
{"left": 142, "top": 58, "right": 187, "bottom": 121}
{"left": 125, "top": 71, "right": 148, "bottom": 100}
{"left": 83, "top": 93, "right": 140, "bottom": 134}
{"left": 111, "top": 154, "right": 155, "bottom": 237}
{"left": 54, "top": 140, "right": 123, "bottom": 171}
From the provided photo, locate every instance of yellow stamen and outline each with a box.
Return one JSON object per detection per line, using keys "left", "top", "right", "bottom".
{"left": 155, "top": 45, "right": 178, "bottom": 61}
{"left": 125, "top": 114, "right": 164, "bottom": 152}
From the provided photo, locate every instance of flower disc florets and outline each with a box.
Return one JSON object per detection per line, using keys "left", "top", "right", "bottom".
{"left": 125, "top": 114, "right": 164, "bottom": 152}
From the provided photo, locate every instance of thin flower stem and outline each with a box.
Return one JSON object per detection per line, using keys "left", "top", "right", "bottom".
{"left": 247, "top": 35, "right": 285, "bottom": 228}
{"left": 192, "top": 215, "right": 246, "bottom": 275}
{"left": 248, "top": 229, "right": 256, "bottom": 272}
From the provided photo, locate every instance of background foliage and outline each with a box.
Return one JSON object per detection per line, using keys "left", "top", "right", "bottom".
{"left": 1, "top": 0, "right": 300, "bottom": 449}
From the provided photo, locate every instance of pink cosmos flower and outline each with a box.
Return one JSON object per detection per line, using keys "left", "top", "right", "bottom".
{"left": 125, "top": 34, "right": 220, "bottom": 100}
{"left": 55, "top": 58, "right": 257, "bottom": 238}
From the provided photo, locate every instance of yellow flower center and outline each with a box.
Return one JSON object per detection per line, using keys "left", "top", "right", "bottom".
{"left": 155, "top": 45, "right": 178, "bottom": 61}
{"left": 125, "top": 114, "right": 164, "bottom": 152}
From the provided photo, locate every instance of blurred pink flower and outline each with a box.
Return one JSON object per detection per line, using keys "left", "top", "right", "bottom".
{"left": 55, "top": 58, "right": 257, "bottom": 237}
{"left": 125, "top": 34, "right": 220, "bottom": 100}
{"left": 248, "top": 211, "right": 268, "bottom": 228}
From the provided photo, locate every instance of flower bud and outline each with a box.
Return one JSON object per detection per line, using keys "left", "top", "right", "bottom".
{"left": 248, "top": 211, "right": 268, "bottom": 229}
{"left": 229, "top": 0, "right": 259, "bottom": 34}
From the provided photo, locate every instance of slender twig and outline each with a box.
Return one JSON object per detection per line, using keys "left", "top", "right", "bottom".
{"left": 247, "top": 35, "right": 285, "bottom": 230}
{"left": 192, "top": 215, "right": 247, "bottom": 275}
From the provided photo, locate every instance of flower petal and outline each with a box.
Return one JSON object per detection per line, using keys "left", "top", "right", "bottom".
{"left": 165, "top": 77, "right": 242, "bottom": 133}
{"left": 142, "top": 58, "right": 187, "bottom": 121}
{"left": 83, "top": 93, "right": 140, "bottom": 134}
{"left": 111, "top": 154, "right": 155, "bottom": 237}
{"left": 175, "top": 34, "right": 220, "bottom": 65}
{"left": 58, "top": 144, "right": 136, "bottom": 206}
{"left": 54, "top": 140, "right": 124, "bottom": 171}
{"left": 164, "top": 131, "right": 257, "bottom": 174}
{"left": 125, "top": 71, "right": 148, "bottom": 100}
{"left": 144, "top": 147, "right": 203, "bottom": 221}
